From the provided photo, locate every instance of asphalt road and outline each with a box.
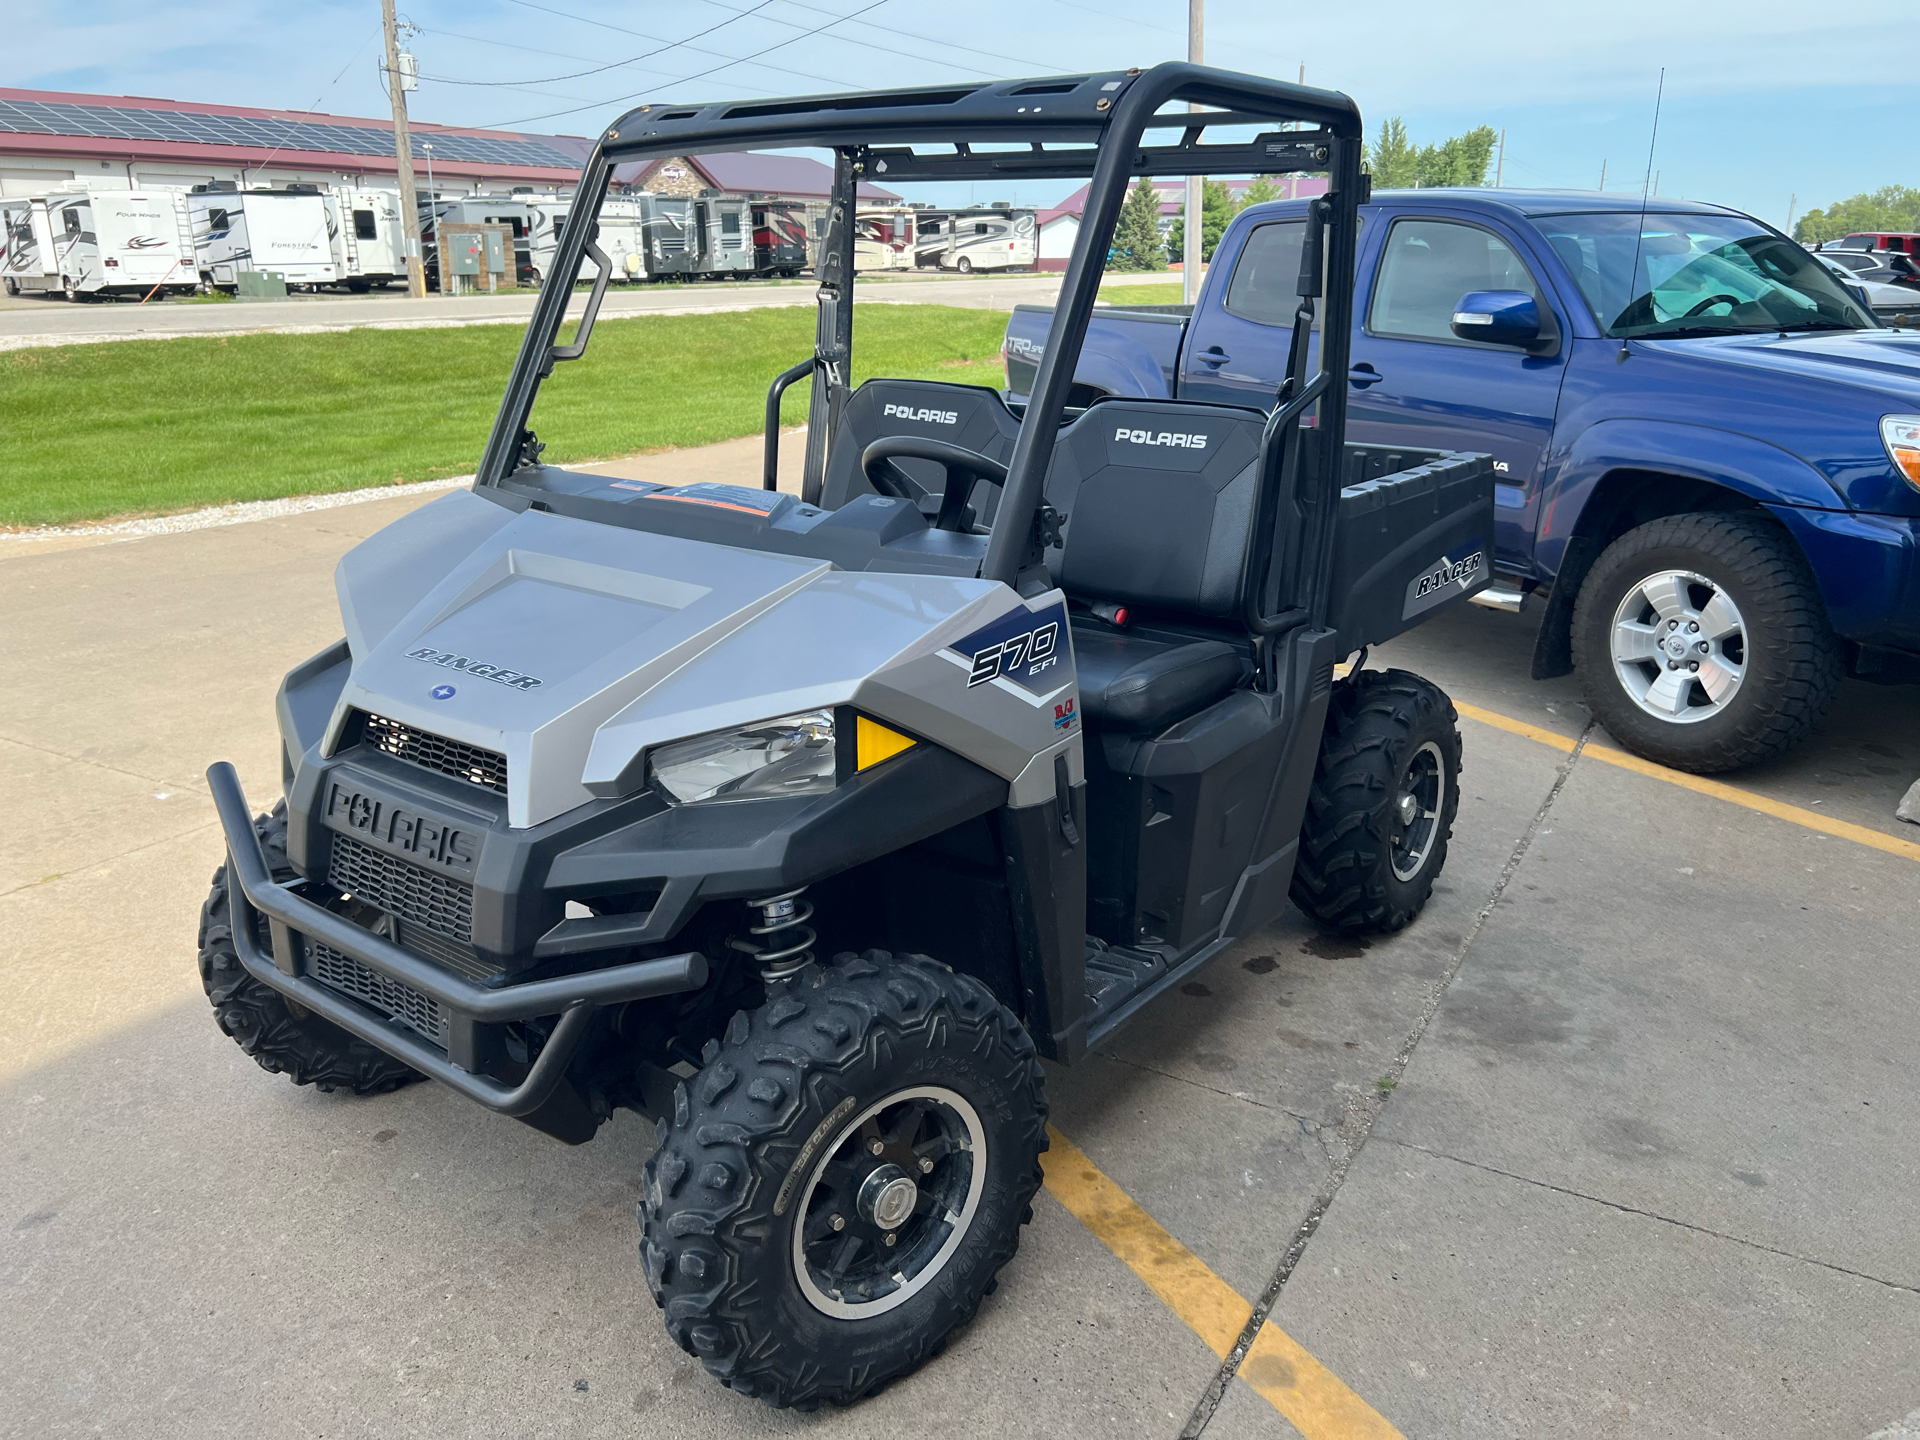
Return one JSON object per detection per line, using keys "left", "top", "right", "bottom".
{"left": 3, "top": 457, "right": 1916, "bottom": 1438}
{"left": 0, "top": 270, "right": 1069, "bottom": 349}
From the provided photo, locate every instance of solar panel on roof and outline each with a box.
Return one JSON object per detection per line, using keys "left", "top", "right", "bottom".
{"left": 0, "top": 98, "right": 579, "bottom": 170}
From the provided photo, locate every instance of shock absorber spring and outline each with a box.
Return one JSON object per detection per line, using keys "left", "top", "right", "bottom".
{"left": 729, "top": 886, "right": 815, "bottom": 980}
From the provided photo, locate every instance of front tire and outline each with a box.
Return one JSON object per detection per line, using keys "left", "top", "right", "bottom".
{"left": 196, "top": 802, "right": 421, "bottom": 1095}
{"left": 1571, "top": 512, "right": 1841, "bottom": 772}
{"left": 639, "top": 952, "right": 1047, "bottom": 1408}
{"left": 1291, "top": 668, "right": 1462, "bottom": 934}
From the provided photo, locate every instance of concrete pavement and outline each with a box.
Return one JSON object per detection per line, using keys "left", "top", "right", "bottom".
{"left": 0, "top": 269, "right": 1071, "bottom": 349}
{"left": 3, "top": 454, "right": 1915, "bottom": 1438}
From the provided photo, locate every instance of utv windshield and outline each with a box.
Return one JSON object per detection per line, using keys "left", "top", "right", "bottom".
{"left": 1536, "top": 212, "right": 1875, "bottom": 338}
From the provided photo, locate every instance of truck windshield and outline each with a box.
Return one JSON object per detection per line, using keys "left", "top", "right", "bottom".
{"left": 1537, "top": 212, "right": 1875, "bottom": 338}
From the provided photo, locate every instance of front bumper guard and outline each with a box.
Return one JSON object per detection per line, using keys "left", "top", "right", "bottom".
{"left": 206, "top": 762, "right": 708, "bottom": 1117}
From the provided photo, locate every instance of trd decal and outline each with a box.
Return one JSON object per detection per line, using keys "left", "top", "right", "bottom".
{"left": 946, "top": 600, "right": 1070, "bottom": 695}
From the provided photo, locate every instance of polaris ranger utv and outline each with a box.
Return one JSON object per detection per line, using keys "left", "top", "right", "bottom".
{"left": 200, "top": 63, "right": 1493, "bottom": 1408}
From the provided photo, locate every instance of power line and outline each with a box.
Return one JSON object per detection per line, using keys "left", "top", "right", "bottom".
{"left": 491, "top": 0, "right": 877, "bottom": 91}
{"left": 480, "top": 0, "right": 891, "bottom": 129}
{"left": 1039, "top": 0, "right": 1181, "bottom": 36}
{"left": 417, "top": 1, "right": 778, "bottom": 89}
{"left": 695, "top": 0, "right": 1055, "bottom": 72}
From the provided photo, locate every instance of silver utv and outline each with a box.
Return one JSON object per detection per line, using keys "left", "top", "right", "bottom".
{"left": 201, "top": 64, "right": 1493, "bottom": 1409}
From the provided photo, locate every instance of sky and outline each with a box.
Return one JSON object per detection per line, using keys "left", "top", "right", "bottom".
{"left": 7, "top": 0, "right": 1910, "bottom": 229}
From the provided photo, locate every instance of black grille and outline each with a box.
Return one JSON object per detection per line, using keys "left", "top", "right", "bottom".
{"left": 327, "top": 833, "right": 473, "bottom": 941}
{"left": 308, "top": 944, "right": 446, "bottom": 1046}
{"left": 397, "top": 922, "right": 496, "bottom": 983}
{"left": 350, "top": 710, "right": 507, "bottom": 794}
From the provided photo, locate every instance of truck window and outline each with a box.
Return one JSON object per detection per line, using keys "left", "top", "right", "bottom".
{"left": 352, "top": 209, "right": 378, "bottom": 240}
{"left": 1369, "top": 219, "right": 1540, "bottom": 341}
{"left": 1223, "top": 220, "right": 1315, "bottom": 327}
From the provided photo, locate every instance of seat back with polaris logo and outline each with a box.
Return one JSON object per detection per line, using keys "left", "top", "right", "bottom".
{"left": 821, "top": 379, "right": 1022, "bottom": 515}
{"left": 1044, "top": 399, "right": 1268, "bottom": 619}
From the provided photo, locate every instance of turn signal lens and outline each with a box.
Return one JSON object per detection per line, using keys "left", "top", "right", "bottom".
{"left": 855, "top": 715, "right": 915, "bottom": 771}
{"left": 1882, "top": 415, "right": 1920, "bottom": 490}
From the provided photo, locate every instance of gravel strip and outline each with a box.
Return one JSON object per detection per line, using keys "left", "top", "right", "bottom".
{"left": 1, "top": 474, "right": 474, "bottom": 542}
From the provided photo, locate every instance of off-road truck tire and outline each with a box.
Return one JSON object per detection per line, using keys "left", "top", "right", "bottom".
{"left": 639, "top": 951, "right": 1047, "bottom": 1408}
{"left": 1290, "top": 668, "right": 1462, "bottom": 934}
{"left": 196, "top": 802, "right": 422, "bottom": 1095}
{"left": 1571, "top": 512, "right": 1842, "bottom": 773}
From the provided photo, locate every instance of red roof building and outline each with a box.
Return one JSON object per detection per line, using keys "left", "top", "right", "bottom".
{"left": 0, "top": 87, "right": 897, "bottom": 203}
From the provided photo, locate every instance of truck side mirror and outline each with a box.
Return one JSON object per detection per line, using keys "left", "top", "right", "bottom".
{"left": 1451, "top": 290, "right": 1543, "bottom": 347}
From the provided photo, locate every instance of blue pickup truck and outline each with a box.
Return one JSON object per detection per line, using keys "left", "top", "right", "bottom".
{"left": 1004, "top": 190, "right": 1920, "bottom": 772}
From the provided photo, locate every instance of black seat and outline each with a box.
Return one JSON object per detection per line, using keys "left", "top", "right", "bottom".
{"left": 1043, "top": 398, "right": 1270, "bottom": 734}
{"left": 1071, "top": 629, "right": 1246, "bottom": 733}
{"left": 821, "top": 379, "right": 1022, "bottom": 518}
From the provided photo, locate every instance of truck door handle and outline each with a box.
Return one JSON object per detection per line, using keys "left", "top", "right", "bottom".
{"left": 1197, "top": 346, "right": 1231, "bottom": 367}
{"left": 1348, "top": 363, "right": 1383, "bottom": 388}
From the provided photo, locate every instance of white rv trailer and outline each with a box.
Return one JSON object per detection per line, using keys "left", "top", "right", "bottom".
{"left": 593, "top": 197, "right": 651, "bottom": 282}
{"left": 935, "top": 206, "right": 1038, "bottom": 272}
{"left": 327, "top": 188, "right": 406, "bottom": 291}
{"left": 1, "top": 185, "right": 196, "bottom": 301}
{"left": 189, "top": 185, "right": 338, "bottom": 291}
{"left": 854, "top": 206, "right": 916, "bottom": 271}
{"left": 909, "top": 208, "right": 953, "bottom": 267}
{"left": 702, "top": 196, "right": 754, "bottom": 277}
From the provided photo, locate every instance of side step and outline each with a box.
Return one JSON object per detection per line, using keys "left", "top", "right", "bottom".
{"left": 1081, "top": 933, "right": 1236, "bottom": 1048}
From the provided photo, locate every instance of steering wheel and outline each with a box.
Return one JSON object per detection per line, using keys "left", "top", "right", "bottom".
{"left": 1682, "top": 293, "right": 1744, "bottom": 318}
{"left": 861, "top": 437, "right": 1009, "bottom": 533}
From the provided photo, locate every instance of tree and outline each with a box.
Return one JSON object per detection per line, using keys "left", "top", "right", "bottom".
{"left": 1365, "top": 117, "right": 1498, "bottom": 189}
{"left": 1107, "top": 175, "right": 1168, "bottom": 271}
{"left": 1164, "top": 178, "right": 1241, "bottom": 264}
{"left": 1241, "top": 174, "right": 1282, "bottom": 206}
{"left": 1366, "top": 117, "right": 1417, "bottom": 188}
{"left": 1795, "top": 185, "right": 1920, "bottom": 245}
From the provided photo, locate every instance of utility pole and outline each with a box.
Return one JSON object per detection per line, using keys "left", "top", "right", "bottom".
{"left": 1599, "top": 158, "right": 1608, "bottom": 191}
{"left": 1286, "top": 64, "right": 1303, "bottom": 199}
{"left": 382, "top": 0, "right": 427, "bottom": 298}
{"left": 1495, "top": 128, "right": 1506, "bottom": 187}
{"left": 1786, "top": 193, "right": 1797, "bottom": 234}
{"left": 1182, "top": 0, "right": 1203, "bottom": 305}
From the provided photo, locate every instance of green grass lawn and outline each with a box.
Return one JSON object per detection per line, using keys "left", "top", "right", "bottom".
{"left": 1, "top": 304, "right": 1010, "bottom": 527}
{"left": 1098, "top": 282, "right": 1189, "bottom": 305}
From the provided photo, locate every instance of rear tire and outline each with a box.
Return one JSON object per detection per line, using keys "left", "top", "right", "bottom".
{"left": 196, "top": 802, "right": 421, "bottom": 1095}
{"left": 639, "top": 951, "right": 1046, "bottom": 1408}
{"left": 1291, "top": 668, "right": 1462, "bottom": 934}
{"left": 1571, "top": 512, "right": 1841, "bottom": 772}
{"left": 956, "top": 256, "right": 973, "bottom": 274}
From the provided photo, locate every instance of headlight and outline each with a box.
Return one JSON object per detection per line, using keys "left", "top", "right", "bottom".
{"left": 648, "top": 710, "right": 837, "bottom": 804}
{"left": 1882, "top": 415, "right": 1920, "bottom": 491}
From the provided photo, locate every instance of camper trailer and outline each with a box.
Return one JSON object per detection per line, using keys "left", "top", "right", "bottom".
{"left": 190, "top": 185, "right": 338, "bottom": 291}
{"left": 1, "top": 185, "right": 196, "bottom": 301}
{"left": 751, "top": 200, "right": 813, "bottom": 276}
{"left": 701, "top": 195, "right": 754, "bottom": 277}
{"left": 418, "top": 197, "right": 540, "bottom": 288}
{"left": 932, "top": 206, "right": 1038, "bottom": 272}
{"left": 854, "top": 206, "right": 916, "bottom": 271}
{"left": 593, "top": 197, "right": 651, "bottom": 282}
{"left": 326, "top": 188, "right": 406, "bottom": 291}
{"left": 640, "top": 195, "right": 701, "bottom": 278}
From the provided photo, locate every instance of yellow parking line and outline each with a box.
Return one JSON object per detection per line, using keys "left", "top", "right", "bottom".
{"left": 1454, "top": 701, "right": 1920, "bottom": 865}
{"left": 1044, "top": 1126, "right": 1405, "bottom": 1439}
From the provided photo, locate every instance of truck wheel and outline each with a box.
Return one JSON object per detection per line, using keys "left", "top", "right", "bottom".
{"left": 956, "top": 255, "right": 973, "bottom": 274}
{"left": 639, "top": 951, "right": 1047, "bottom": 1408}
{"left": 196, "top": 801, "right": 421, "bottom": 1095}
{"left": 1291, "top": 668, "right": 1462, "bottom": 934}
{"left": 1571, "top": 512, "right": 1841, "bottom": 773}
{"left": 62, "top": 277, "right": 82, "bottom": 302}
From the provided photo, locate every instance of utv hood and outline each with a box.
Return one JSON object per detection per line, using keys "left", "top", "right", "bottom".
{"left": 332, "top": 489, "right": 1024, "bottom": 827}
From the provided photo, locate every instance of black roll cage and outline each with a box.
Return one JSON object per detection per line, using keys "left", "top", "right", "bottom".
{"left": 476, "top": 62, "right": 1363, "bottom": 614}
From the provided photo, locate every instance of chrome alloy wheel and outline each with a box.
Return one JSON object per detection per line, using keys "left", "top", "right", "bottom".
{"left": 1610, "top": 569, "right": 1747, "bottom": 724}
{"left": 1391, "top": 740, "right": 1446, "bottom": 883}
{"left": 791, "top": 1085, "right": 987, "bottom": 1318}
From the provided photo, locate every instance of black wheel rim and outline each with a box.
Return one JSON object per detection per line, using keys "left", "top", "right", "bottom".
{"left": 1391, "top": 740, "right": 1445, "bottom": 883}
{"left": 791, "top": 1085, "right": 985, "bottom": 1318}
